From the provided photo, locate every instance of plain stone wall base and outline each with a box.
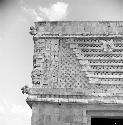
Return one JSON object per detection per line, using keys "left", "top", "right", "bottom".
{"left": 31, "top": 102, "right": 87, "bottom": 125}
{"left": 31, "top": 102, "right": 123, "bottom": 125}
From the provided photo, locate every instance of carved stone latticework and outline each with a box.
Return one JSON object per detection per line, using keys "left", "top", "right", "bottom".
{"left": 58, "top": 40, "right": 88, "bottom": 89}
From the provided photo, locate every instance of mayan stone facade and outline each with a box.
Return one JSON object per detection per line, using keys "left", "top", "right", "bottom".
{"left": 23, "top": 21, "right": 123, "bottom": 125}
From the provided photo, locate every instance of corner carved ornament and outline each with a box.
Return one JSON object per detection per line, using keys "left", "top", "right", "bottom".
{"left": 29, "top": 26, "right": 37, "bottom": 35}
{"left": 21, "top": 85, "right": 30, "bottom": 94}
{"left": 29, "top": 26, "right": 41, "bottom": 41}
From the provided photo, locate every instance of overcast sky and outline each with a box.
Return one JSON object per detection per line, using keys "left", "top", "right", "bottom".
{"left": 0, "top": 0, "right": 123, "bottom": 125}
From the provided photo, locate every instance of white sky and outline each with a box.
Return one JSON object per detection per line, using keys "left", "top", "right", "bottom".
{"left": 0, "top": 0, "right": 123, "bottom": 124}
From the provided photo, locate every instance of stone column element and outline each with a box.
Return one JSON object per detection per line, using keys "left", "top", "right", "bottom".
{"left": 83, "top": 108, "right": 87, "bottom": 125}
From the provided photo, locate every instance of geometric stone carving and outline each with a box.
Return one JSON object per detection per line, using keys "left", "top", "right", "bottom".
{"left": 68, "top": 38, "right": 123, "bottom": 87}
{"left": 58, "top": 41, "right": 88, "bottom": 89}
{"left": 101, "top": 39, "right": 114, "bottom": 52}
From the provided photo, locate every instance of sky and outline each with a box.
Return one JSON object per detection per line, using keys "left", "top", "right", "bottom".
{"left": 0, "top": 0, "right": 123, "bottom": 124}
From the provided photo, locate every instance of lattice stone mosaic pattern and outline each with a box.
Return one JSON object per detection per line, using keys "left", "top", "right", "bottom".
{"left": 31, "top": 36, "right": 123, "bottom": 94}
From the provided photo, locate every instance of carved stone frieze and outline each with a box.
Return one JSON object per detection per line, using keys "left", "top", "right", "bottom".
{"left": 31, "top": 36, "right": 123, "bottom": 95}
{"left": 29, "top": 21, "right": 123, "bottom": 97}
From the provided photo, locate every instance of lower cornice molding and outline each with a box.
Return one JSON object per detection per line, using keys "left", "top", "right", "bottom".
{"left": 26, "top": 94, "right": 123, "bottom": 105}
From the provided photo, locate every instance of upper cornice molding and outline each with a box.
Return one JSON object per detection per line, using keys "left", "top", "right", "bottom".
{"left": 30, "top": 21, "right": 123, "bottom": 40}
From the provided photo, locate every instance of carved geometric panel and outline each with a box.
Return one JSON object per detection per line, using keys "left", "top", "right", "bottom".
{"left": 69, "top": 38, "right": 123, "bottom": 85}
{"left": 57, "top": 40, "right": 88, "bottom": 89}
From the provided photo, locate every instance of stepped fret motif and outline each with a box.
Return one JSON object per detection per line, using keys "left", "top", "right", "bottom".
{"left": 67, "top": 38, "right": 123, "bottom": 85}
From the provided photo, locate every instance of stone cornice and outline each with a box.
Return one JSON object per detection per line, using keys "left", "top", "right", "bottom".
{"left": 34, "top": 21, "right": 123, "bottom": 35}
{"left": 33, "top": 34, "right": 123, "bottom": 40}
{"left": 26, "top": 94, "right": 123, "bottom": 105}
{"left": 30, "top": 21, "right": 123, "bottom": 40}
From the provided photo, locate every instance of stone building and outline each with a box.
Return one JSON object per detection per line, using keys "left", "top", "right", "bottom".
{"left": 22, "top": 21, "right": 123, "bottom": 125}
